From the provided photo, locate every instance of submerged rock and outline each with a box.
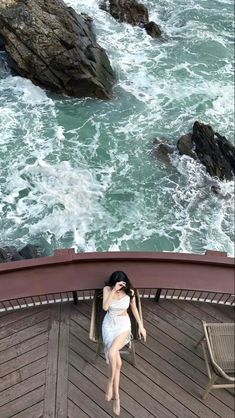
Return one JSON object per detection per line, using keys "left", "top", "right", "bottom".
{"left": 100, "top": 0, "right": 162, "bottom": 38}
{"left": 152, "top": 138, "right": 174, "bottom": 165}
{"left": 0, "top": 244, "right": 43, "bottom": 263}
{"left": 178, "top": 121, "right": 235, "bottom": 180}
{"left": 0, "top": 0, "right": 115, "bottom": 99}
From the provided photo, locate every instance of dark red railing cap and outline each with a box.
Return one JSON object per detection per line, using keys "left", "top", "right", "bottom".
{"left": 0, "top": 249, "right": 234, "bottom": 301}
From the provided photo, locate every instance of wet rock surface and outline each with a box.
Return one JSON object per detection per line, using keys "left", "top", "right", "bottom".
{"left": 153, "top": 121, "right": 234, "bottom": 181}
{"left": 0, "top": 244, "right": 43, "bottom": 263}
{"left": 178, "top": 121, "right": 235, "bottom": 180}
{"left": 152, "top": 138, "right": 174, "bottom": 165}
{"left": 0, "top": 0, "right": 115, "bottom": 99}
{"left": 100, "top": 0, "right": 162, "bottom": 38}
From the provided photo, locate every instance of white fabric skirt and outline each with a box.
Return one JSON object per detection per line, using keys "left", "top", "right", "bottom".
{"left": 102, "top": 312, "right": 132, "bottom": 364}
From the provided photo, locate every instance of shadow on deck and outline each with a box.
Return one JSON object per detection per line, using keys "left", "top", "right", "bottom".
{"left": 0, "top": 299, "right": 234, "bottom": 418}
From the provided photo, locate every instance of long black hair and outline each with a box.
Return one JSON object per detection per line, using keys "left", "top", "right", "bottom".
{"left": 105, "top": 271, "right": 134, "bottom": 300}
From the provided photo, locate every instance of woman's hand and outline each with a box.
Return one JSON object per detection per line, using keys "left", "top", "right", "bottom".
{"left": 138, "top": 325, "right": 147, "bottom": 342}
{"left": 113, "top": 281, "right": 126, "bottom": 292}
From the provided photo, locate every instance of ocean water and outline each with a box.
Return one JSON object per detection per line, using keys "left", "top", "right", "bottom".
{"left": 0, "top": 0, "right": 234, "bottom": 256}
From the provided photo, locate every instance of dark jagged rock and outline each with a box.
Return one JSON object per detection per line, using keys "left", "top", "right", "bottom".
{"left": 177, "top": 133, "right": 197, "bottom": 160}
{"left": 178, "top": 121, "right": 235, "bottom": 180}
{"left": 0, "top": 244, "right": 43, "bottom": 263}
{"left": 0, "top": 247, "right": 11, "bottom": 263}
{"left": 152, "top": 138, "right": 174, "bottom": 165}
{"left": 144, "top": 21, "right": 162, "bottom": 38}
{"left": 0, "top": 35, "right": 5, "bottom": 51}
{"left": 19, "top": 244, "right": 43, "bottom": 259}
{"left": 100, "top": 0, "right": 162, "bottom": 38}
{"left": 0, "top": 0, "right": 115, "bottom": 99}
{"left": 0, "top": 246, "right": 23, "bottom": 262}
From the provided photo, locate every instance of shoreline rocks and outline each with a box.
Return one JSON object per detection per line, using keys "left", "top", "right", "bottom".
{"left": 100, "top": 0, "right": 162, "bottom": 38}
{"left": 153, "top": 121, "right": 235, "bottom": 181}
{"left": 0, "top": 0, "right": 115, "bottom": 99}
{"left": 0, "top": 244, "right": 43, "bottom": 263}
{"left": 178, "top": 121, "right": 235, "bottom": 180}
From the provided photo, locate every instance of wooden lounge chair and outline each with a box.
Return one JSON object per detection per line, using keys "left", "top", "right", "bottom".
{"left": 196, "top": 321, "right": 235, "bottom": 399}
{"left": 89, "top": 289, "right": 143, "bottom": 366}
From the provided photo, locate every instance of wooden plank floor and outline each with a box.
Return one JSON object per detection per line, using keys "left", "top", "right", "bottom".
{"left": 0, "top": 300, "right": 234, "bottom": 418}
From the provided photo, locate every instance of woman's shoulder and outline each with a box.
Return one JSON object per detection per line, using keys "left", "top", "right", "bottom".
{"left": 103, "top": 285, "right": 111, "bottom": 292}
{"left": 130, "top": 289, "right": 135, "bottom": 295}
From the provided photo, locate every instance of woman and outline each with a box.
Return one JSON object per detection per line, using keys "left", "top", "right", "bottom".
{"left": 102, "top": 271, "right": 147, "bottom": 416}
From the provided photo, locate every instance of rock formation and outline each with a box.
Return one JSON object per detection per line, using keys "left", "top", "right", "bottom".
{"left": 177, "top": 121, "right": 235, "bottom": 180}
{"left": 152, "top": 138, "right": 174, "bottom": 165}
{"left": 0, "top": 0, "right": 115, "bottom": 99}
{"left": 0, "top": 244, "right": 43, "bottom": 263}
{"left": 100, "top": 0, "right": 162, "bottom": 38}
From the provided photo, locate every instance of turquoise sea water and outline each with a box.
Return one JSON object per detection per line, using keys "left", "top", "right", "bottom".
{"left": 0, "top": 0, "right": 234, "bottom": 255}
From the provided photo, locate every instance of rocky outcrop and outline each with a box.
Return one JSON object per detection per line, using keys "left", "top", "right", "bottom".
{"left": 100, "top": 0, "right": 162, "bottom": 38}
{"left": 152, "top": 138, "right": 174, "bottom": 165}
{"left": 145, "top": 21, "right": 162, "bottom": 38}
{"left": 178, "top": 121, "right": 235, "bottom": 180}
{"left": 0, "top": 244, "right": 43, "bottom": 263}
{"left": 0, "top": 0, "right": 115, "bottom": 99}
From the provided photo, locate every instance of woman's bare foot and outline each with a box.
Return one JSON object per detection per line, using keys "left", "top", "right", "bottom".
{"left": 113, "top": 396, "right": 120, "bottom": 416}
{"left": 105, "top": 379, "right": 113, "bottom": 402}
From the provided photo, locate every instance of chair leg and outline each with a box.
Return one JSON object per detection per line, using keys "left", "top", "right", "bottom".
{"left": 130, "top": 342, "right": 136, "bottom": 367}
{"left": 195, "top": 335, "right": 205, "bottom": 349}
{"left": 203, "top": 373, "right": 217, "bottom": 399}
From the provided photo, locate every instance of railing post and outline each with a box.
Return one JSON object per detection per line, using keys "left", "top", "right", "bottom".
{"left": 73, "top": 291, "right": 78, "bottom": 305}
{"left": 155, "top": 289, "right": 162, "bottom": 303}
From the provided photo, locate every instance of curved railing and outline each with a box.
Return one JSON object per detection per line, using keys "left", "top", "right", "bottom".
{"left": 0, "top": 248, "right": 234, "bottom": 311}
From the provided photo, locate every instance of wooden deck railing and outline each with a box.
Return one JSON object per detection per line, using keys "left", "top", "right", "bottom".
{"left": 0, "top": 249, "right": 234, "bottom": 312}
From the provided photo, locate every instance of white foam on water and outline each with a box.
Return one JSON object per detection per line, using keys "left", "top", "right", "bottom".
{"left": 2, "top": 75, "right": 53, "bottom": 105}
{"left": 169, "top": 153, "right": 234, "bottom": 256}
{"left": 2, "top": 158, "right": 113, "bottom": 251}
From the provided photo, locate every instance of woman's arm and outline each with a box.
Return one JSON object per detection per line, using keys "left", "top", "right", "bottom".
{"left": 102, "top": 286, "right": 116, "bottom": 311}
{"left": 102, "top": 281, "right": 126, "bottom": 311}
{"left": 130, "top": 291, "right": 147, "bottom": 341}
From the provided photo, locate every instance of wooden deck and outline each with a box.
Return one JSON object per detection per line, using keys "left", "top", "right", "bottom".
{"left": 0, "top": 299, "right": 234, "bottom": 418}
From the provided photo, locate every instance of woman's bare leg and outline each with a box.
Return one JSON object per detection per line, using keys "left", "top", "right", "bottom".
{"left": 113, "top": 352, "right": 122, "bottom": 415}
{"left": 113, "top": 352, "right": 122, "bottom": 398}
{"left": 105, "top": 363, "right": 115, "bottom": 401}
{"left": 107, "top": 331, "right": 129, "bottom": 415}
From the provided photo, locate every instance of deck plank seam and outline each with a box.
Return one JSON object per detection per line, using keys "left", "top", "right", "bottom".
{"left": 0, "top": 345, "right": 48, "bottom": 379}
{"left": 8, "top": 398, "right": 44, "bottom": 418}
{"left": 141, "top": 311, "right": 206, "bottom": 363}
{"left": 0, "top": 370, "right": 46, "bottom": 408}
{"left": 68, "top": 380, "right": 114, "bottom": 418}
{"left": 0, "top": 335, "right": 49, "bottom": 366}
{"left": 0, "top": 314, "right": 50, "bottom": 341}
{"left": 135, "top": 341, "right": 233, "bottom": 417}
{"left": 68, "top": 365, "right": 153, "bottom": 418}
{"left": 158, "top": 300, "right": 208, "bottom": 330}
{"left": 0, "top": 384, "right": 45, "bottom": 418}
{"left": 168, "top": 300, "right": 229, "bottom": 323}
{"left": 67, "top": 398, "right": 91, "bottom": 418}
{"left": 0, "top": 307, "right": 49, "bottom": 330}
{"left": 142, "top": 303, "right": 201, "bottom": 341}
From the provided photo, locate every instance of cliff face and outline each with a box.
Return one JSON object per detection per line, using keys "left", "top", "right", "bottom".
{"left": 0, "top": 0, "right": 115, "bottom": 99}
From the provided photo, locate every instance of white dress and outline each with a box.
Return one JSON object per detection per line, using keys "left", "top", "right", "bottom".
{"left": 102, "top": 294, "right": 132, "bottom": 364}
